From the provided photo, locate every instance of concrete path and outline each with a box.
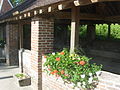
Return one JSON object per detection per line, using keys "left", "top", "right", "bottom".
{"left": 0, "top": 65, "right": 33, "bottom": 90}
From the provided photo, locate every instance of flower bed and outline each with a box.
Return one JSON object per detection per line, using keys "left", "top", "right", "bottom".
{"left": 43, "top": 49, "right": 102, "bottom": 89}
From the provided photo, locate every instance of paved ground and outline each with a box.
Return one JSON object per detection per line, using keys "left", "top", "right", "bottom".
{"left": 0, "top": 64, "right": 33, "bottom": 90}
{"left": 89, "top": 55, "right": 120, "bottom": 75}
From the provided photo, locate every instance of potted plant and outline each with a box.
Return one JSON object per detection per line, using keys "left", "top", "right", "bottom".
{"left": 14, "top": 73, "right": 31, "bottom": 87}
{"left": 44, "top": 48, "right": 102, "bottom": 90}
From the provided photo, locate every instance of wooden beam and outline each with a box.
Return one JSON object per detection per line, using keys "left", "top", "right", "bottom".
{"left": 73, "top": 0, "right": 120, "bottom": 6}
{"left": 34, "top": 10, "right": 38, "bottom": 15}
{"left": 39, "top": 8, "right": 48, "bottom": 14}
{"left": 70, "top": 6, "right": 80, "bottom": 53}
{"left": 39, "top": 9, "right": 43, "bottom": 14}
{"left": 24, "top": 13, "right": 27, "bottom": 17}
{"left": 16, "top": 17, "right": 18, "bottom": 20}
{"left": 48, "top": 7, "right": 52, "bottom": 12}
{"left": 58, "top": 3, "right": 70, "bottom": 10}
{"left": 105, "top": 15, "right": 120, "bottom": 22}
{"left": 28, "top": 12, "right": 31, "bottom": 17}
{"left": 19, "top": 16, "right": 22, "bottom": 19}
{"left": 55, "top": 12, "right": 104, "bottom": 20}
{"left": 87, "top": 24, "right": 96, "bottom": 41}
{"left": 96, "top": 0, "right": 120, "bottom": 2}
{"left": 74, "top": 0, "right": 92, "bottom": 6}
{"left": 58, "top": 4, "right": 63, "bottom": 10}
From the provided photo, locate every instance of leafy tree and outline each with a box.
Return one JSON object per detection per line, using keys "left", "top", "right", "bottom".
{"left": 11, "top": 0, "right": 24, "bottom": 7}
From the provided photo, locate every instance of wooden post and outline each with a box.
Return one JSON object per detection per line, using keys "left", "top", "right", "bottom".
{"left": 87, "top": 24, "right": 96, "bottom": 41}
{"left": 70, "top": 6, "right": 80, "bottom": 54}
{"left": 108, "top": 24, "right": 111, "bottom": 39}
{"left": 19, "top": 23, "right": 23, "bottom": 49}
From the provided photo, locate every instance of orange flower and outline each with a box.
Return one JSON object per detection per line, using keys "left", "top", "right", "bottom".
{"left": 60, "top": 70, "right": 64, "bottom": 74}
{"left": 60, "top": 52, "right": 65, "bottom": 55}
{"left": 65, "top": 74, "right": 69, "bottom": 77}
{"left": 44, "top": 56, "right": 47, "bottom": 58}
{"left": 50, "top": 72, "right": 54, "bottom": 75}
{"left": 53, "top": 70, "right": 58, "bottom": 73}
{"left": 56, "top": 57, "right": 60, "bottom": 61}
{"left": 79, "top": 61, "right": 86, "bottom": 66}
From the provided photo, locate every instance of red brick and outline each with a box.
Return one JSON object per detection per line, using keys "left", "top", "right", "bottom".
{"left": 31, "top": 17, "right": 54, "bottom": 90}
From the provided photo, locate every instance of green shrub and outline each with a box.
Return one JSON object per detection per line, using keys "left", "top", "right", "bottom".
{"left": 15, "top": 73, "right": 26, "bottom": 79}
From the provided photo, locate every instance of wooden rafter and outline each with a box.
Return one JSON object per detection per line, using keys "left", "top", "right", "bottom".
{"left": 55, "top": 12, "right": 104, "bottom": 20}
{"left": 1, "top": 0, "right": 120, "bottom": 24}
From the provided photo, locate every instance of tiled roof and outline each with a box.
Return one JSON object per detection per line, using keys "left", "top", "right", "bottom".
{"left": 0, "top": 0, "right": 12, "bottom": 14}
{"left": 0, "top": 0, "right": 36, "bottom": 20}
{"left": 22, "top": 0, "right": 67, "bottom": 12}
{"left": 0, "top": 0, "right": 67, "bottom": 20}
{"left": 0, "top": 0, "right": 13, "bottom": 15}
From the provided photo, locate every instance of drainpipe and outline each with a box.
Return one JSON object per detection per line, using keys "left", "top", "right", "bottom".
{"left": 20, "top": 48, "right": 24, "bottom": 73}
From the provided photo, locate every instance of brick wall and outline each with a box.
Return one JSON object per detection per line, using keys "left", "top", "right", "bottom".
{"left": 31, "top": 16, "right": 54, "bottom": 90}
{"left": 95, "top": 71, "right": 120, "bottom": 90}
{"left": 6, "top": 23, "right": 19, "bottom": 65}
{"left": 42, "top": 57, "right": 120, "bottom": 90}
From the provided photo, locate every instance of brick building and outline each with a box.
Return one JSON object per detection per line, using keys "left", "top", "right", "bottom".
{"left": 0, "top": 0, "right": 120, "bottom": 90}
{"left": 0, "top": 0, "right": 13, "bottom": 62}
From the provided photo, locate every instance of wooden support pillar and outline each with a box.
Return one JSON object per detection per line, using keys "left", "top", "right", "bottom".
{"left": 87, "top": 24, "right": 96, "bottom": 41}
{"left": 108, "top": 24, "right": 111, "bottom": 39}
{"left": 19, "top": 23, "right": 23, "bottom": 49}
{"left": 70, "top": 6, "right": 80, "bottom": 54}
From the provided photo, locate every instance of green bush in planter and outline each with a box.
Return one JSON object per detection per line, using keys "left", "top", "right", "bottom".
{"left": 15, "top": 73, "right": 26, "bottom": 79}
{"left": 44, "top": 49, "right": 102, "bottom": 89}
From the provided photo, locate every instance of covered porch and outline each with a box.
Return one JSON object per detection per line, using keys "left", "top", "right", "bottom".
{"left": 0, "top": 0, "right": 120, "bottom": 90}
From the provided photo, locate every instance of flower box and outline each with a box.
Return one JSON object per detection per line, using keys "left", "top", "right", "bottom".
{"left": 43, "top": 48, "right": 102, "bottom": 89}
{"left": 14, "top": 73, "right": 31, "bottom": 87}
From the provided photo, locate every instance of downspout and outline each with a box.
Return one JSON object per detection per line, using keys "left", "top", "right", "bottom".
{"left": 20, "top": 48, "right": 24, "bottom": 73}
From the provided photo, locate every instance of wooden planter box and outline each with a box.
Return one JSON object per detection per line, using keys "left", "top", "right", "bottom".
{"left": 14, "top": 74, "right": 31, "bottom": 87}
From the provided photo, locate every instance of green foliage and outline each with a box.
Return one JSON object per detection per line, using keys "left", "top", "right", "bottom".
{"left": 79, "top": 25, "right": 87, "bottom": 38}
{"left": 44, "top": 49, "right": 102, "bottom": 89}
{"left": 67, "top": 25, "right": 87, "bottom": 38}
{"left": 96, "top": 24, "right": 108, "bottom": 40}
{"left": 79, "top": 24, "right": 120, "bottom": 40}
{"left": 0, "top": 40, "right": 5, "bottom": 48}
{"left": 111, "top": 24, "right": 120, "bottom": 39}
{"left": 11, "top": 0, "right": 24, "bottom": 7}
{"left": 15, "top": 73, "right": 26, "bottom": 79}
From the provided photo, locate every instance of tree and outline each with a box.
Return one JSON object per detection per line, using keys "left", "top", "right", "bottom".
{"left": 11, "top": 0, "right": 24, "bottom": 7}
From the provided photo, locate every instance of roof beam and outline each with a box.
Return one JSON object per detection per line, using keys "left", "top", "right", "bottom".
{"left": 74, "top": 0, "right": 92, "bottom": 6}
{"left": 105, "top": 15, "right": 120, "bottom": 22}
{"left": 74, "top": 0, "right": 120, "bottom": 6}
{"left": 55, "top": 12, "right": 104, "bottom": 20}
